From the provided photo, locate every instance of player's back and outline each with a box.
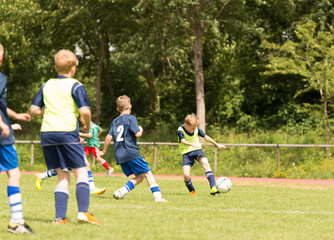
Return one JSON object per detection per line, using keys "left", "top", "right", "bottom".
{"left": 110, "top": 114, "right": 142, "bottom": 164}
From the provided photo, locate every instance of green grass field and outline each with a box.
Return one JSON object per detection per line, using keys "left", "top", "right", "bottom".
{"left": 0, "top": 174, "right": 333, "bottom": 240}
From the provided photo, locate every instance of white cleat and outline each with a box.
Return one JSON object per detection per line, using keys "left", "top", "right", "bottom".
{"left": 113, "top": 190, "right": 125, "bottom": 199}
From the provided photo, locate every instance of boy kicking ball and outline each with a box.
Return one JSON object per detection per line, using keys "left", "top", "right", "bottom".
{"left": 177, "top": 113, "right": 226, "bottom": 195}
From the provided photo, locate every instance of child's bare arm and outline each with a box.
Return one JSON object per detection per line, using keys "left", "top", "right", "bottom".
{"left": 203, "top": 135, "right": 226, "bottom": 150}
{"left": 0, "top": 115, "right": 9, "bottom": 137}
{"left": 79, "top": 132, "right": 92, "bottom": 139}
{"left": 135, "top": 126, "right": 143, "bottom": 138}
{"left": 99, "top": 134, "right": 113, "bottom": 156}
{"left": 180, "top": 139, "right": 201, "bottom": 149}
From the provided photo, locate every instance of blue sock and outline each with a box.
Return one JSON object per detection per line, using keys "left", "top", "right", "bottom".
{"left": 150, "top": 184, "right": 163, "bottom": 199}
{"left": 205, "top": 171, "right": 216, "bottom": 188}
{"left": 7, "top": 186, "right": 23, "bottom": 224}
{"left": 185, "top": 178, "right": 195, "bottom": 192}
{"left": 54, "top": 187, "right": 69, "bottom": 219}
{"left": 125, "top": 180, "right": 135, "bottom": 192}
{"left": 76, "top": 182, "right": 90, "bottom": 213}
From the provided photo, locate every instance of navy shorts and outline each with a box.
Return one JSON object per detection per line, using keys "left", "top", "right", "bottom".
{"left": 0, "top": 145, "right": 19, "bottom": 172}
{"left": 42, "top": 143, "right": 86, "bottom": 171}
{"left": 121, "top": 157, "right": 151, "bottom": 177}
{"left": 182, "top": 149, "right": 206, "bottom": 167}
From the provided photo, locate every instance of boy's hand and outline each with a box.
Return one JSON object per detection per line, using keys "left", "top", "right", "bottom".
{"left": 217, "top": 144, "right": 226, "bottom": 150}
{"left": 99, "top": 151, "right": 105, "bottom": 156}
{"left": 139, "top": 126, "right": 143, "bottom": 132}
{"left": 0, "top": 122, "right": 10, "bottom": 137}
{"left": 11, "top": 123, "right": 22, "bottom": 130}
{"left": 192, "top": 142, "right": 201, "bottom": 149}
{"left": 15, "top": 113, "right": 31, "bottom": 121}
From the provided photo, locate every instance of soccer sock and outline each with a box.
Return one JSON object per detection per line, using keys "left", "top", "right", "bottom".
{"left": 7, "top": 186, "right": 23, "bottom": 224}
{"left": 100, "top": 160, "right": 111, "bottom": 170}
{"left": 76, "top": 181, "right": 90, "bottom": 213}
{"left": 40, "top": 170, "right": 57, "bottom": 180}
{"left": 205, "top": 171, "right": 216, "bottom": 188}
{"left": 185, "top": 178, "right": 195, "bottom": 192}
{"left": 119, "top": 180, "right": 135, "bottom": 195}
{"left": 150, "top": 184, "right": 162, "bottom": 200}
{"left": 87, "top": 170, "right": 95, "bottom": 191}
{"left": 54, "top": 187, "right": 69, "bottom": 219}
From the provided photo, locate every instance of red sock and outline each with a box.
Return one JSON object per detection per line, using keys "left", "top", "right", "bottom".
{"left": 101, "top": 160, "right": 111, "bottom": 170}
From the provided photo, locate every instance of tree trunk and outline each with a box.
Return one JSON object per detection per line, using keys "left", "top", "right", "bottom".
{"left": 95, "top": 30, "right": 106, "bottom": 124}
{"left": 145, "top": 68, "right": 160, "bottom": 113}
{"left": 193, "top": 30, "right": 206, "bottom": 132}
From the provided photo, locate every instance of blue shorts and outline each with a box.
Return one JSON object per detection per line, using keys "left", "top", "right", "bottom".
{"left": 0, "top": 145, "right": 19, "bottom": 172}
{"left": 182, "top": 149, "right": 206, "bottom": 167}
{"left": 121, "top": 157, "right": 151, "bottom": 177}
{"left": 42, "top": 143, "right": 86, "bottom": 171}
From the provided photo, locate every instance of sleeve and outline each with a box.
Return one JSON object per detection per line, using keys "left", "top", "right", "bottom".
{"left": 177, "top": 130, "right": 185, "bottom": 141}
{"left": 129, "top": 116, "right": 140, "bottom": 134}
{"left": 72, "top": 82, "right": 90, "bottom": 108}
{"left": 197, "top": 127, "right": 206, "bottom": 137}
{"left": 31, "top": 84, "right": 45, "bottom": 108}
{"left": 108, "top": 122, "right": 114, "bottom": 137}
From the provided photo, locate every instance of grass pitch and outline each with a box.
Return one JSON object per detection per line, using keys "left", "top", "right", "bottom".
{"left": 0, "top": 173, "right": 333, "bottom": 240}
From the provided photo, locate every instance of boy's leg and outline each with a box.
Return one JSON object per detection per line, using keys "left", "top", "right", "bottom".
{"left": 114, "top": 174, "right": 144, "bottom": 199}
{"left": 35, "top": 170, "right": 57, "bottom": 190}
{"left": 144, "top": 171, "right": 167, "bottom": 202}
{"left": 199, "top": 157, "right": 218, "bottom": 195}
{"left": 94, "top": 148, "right": 113, "bottom": 175}
{"left": 183, "top": 165, "right": 196, "bottom": 195}
{"left": 73, "top": 167, "right": 101, "bottom": 225}
{"left": 54, "top": 169, "right": 70, "bottom": 221}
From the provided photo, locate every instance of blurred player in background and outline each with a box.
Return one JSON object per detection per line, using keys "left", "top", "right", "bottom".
{"left": 30, "top": 49, "right": 101, "bottom": 225}
{"left": 0, "top": 43, "right": 34, "bottom": 234}
{"left": 79, "top": 117, "right": 114, "bottom": 176}
{"left": 177, "top": 113, "right": 226, "bottom": 195}
{"left": 100, "top": 95, "right": 167, "bottom": 202}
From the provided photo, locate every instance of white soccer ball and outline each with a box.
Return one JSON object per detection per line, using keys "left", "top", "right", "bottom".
{"left": 216, "top": 177, "right": 232, "bottom": 193}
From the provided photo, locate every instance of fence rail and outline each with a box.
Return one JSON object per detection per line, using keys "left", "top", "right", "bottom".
{"left": 15, "top": 140, "right": 334, "bottom": 172}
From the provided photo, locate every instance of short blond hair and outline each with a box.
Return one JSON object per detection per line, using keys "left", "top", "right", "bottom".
{"left": 54, "top": 49, "right": 78, "bottom": 74}
{"left": 116, "top": 95, "right": 131, "bottom": 111}
{"left": 185, "top": 113, "right": 198, "bottom": 127}
{"left": 0, "top": 43, "right": 4, "bottom": 55}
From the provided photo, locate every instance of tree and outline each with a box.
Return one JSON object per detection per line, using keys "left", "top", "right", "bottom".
{"left": 262, "top": 21, "right": 334, "bottom": 157}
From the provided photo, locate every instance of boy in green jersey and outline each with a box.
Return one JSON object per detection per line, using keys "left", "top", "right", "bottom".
{"left": 79, "top": 119, "right": 114, "bottom": 176}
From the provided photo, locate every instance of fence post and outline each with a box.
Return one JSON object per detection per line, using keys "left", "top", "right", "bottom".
{"left": 30, "top": 141, "right": 34, "bottom": 168}
{"left": 214, "top": 146, "right": 217, "bottom": 173}
{"left": 276, "top": 144, "right": 280, "bottom": 170}
{"left": 153, "top": 142, "right": 157, "bottom": 170}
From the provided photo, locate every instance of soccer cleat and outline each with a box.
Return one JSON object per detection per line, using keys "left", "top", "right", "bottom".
{"left": 190, "top": 191, "right": 196, "bottom": 196}
{"left": 90, "top": 188, "right": 107, "bottom": 195}
{"left": 35, "top": 173, "right": 43, "bottom": 191}
{"left": 210, "top": 186, "right": 219, "bottom": 195}
{"left": 52, "top": 217, "right": 69, "bottom": 224}
{"left": 77, "top": 212, "right": 102, "bottom": 225}
{"left": 155, "top": 198, "right": 168, "bottom": 202}
{"left": 113, "top": 189, "right": 125, "bottom": 199}
{"left": 7, "top": 221, "right": 34, "bottom": 234}
{"left": 107, "top": 167, "right": 114, "bottom": 176}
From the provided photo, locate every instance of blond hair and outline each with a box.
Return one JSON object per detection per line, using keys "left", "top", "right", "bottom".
{"left": 0, "top": 43, "right": 3, "bottom": 55}
{"left": 185, "top": 113, "right": 198, "bottom": 127}
{"left": 54, "top": 49, "right": 78, "bottom": 74}
{"left": 116, "top": 95, "right": 131, "bottom": 111}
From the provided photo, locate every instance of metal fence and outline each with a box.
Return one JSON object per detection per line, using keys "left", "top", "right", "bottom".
{"left": 15, "top": 140, "right": 334, "bottom": 172}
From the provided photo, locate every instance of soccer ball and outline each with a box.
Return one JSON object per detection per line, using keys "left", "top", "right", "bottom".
{"left": 215, "top": 177, "right": 232, "bottom": 193}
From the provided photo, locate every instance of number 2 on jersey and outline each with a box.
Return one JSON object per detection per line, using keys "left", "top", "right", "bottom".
{"left": 116, "top": 125, "right": 124, "bottom": 142}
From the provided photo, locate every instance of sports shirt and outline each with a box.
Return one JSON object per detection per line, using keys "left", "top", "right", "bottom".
{"left": 108, "top": 114, "right": 142, "bottom": 164}
{"left": 0, "top": 72, "right": 14, "bottom": 145}
{"left": 86, "top": 122, "right": 101, "bottom": 148}
{"left": 177, "top": 125, "right": 205, "bottom": 155}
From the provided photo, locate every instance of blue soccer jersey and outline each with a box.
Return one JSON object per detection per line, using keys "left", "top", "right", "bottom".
{"left": 108, "top": 114, "right": 142, "bottom": 164}
{"left": 0, "top": 72, "right": 14, "bottom": 146}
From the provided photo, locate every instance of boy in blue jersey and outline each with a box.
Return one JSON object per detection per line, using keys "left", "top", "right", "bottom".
{"left": 177, "top": 113, "right": 226, "bottom": 195}
{"left": 99, "top": 95, "right": 167, "bottom": 202}
{"left": 30, "top": 49, "right": 101, "bottom": 224}
{"left": 0, "top": 43, "right": 34, "bottom": 234}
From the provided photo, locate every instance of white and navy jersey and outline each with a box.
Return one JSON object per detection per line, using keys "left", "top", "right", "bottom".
{"left": 108, "top": 114, "right": 142, "bottom": 165}
{"left": 0, "top": 72, "right": 14, "bottom": 146}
